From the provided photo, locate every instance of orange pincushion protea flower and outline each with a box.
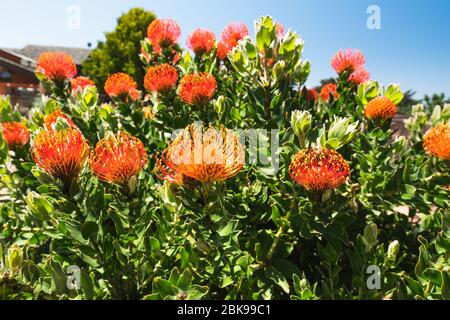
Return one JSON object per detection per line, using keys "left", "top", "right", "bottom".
{"left": 104, "top": 73, "right": 139, "bottom": 101}
{"left": 217, "top": 41, "right": 230, "bottom": 61}
{"left": 331, "top": 49, "right": 365, "bottom": 74}
{"left": 1, "top": 122, "right": 30, "bottom": 148}
{"left": 178, "top": 73, "right": 217, "bottom": 106}
{"left": 154, "top": 155, "right": 185, "bottom": 185}
{"left": 147, "top": 18, "right": 181, "bottom": 54}
{"left": 32, "top": 127, "right": 89, "bottom": 184}
{"left": 44, "top": 110, "right": 75, "bottom": 131}
{"left": 144, "top": 64, "right": 178, "bottom": 94}
{"left": 90, "top": 132, "right": 148, "bottom": 185}
{"left": 289, "top": 148, "right": 350, "bottom": 191}
{"left": 161, "top": 123, "right": 244, "bottom": 183}
{"left": 320, "top": 83, "right": 339, "bottom": 102}
{"left": 35, "top": 52, "right": 77, "bottom": 81}
{"left": 423, "top": 124, "right": 450, "bottom": 160}
{"left": 306, "top": 88, "right": 319, "bottom": 102}
{"left": 364, "top": 96, "right": 397, "bottom": 120}
{"left": 186, "top": 29, "right": 216, "bottom": 56}
{"left": 71, "top": 76, "right": 95, "bottom": 92}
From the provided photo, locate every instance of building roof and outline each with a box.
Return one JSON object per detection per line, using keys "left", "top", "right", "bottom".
{"left": 3, "top": 45, "right": 92, "bottom": 65}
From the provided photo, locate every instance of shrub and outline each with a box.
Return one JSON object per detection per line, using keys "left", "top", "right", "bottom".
{"left": 0, "top": 16, "right": 449, "bottom": 300}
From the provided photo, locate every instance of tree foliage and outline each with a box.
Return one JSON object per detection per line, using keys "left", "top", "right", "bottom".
{"left": 82, "top": 8, "right": 156, "bottom": 93}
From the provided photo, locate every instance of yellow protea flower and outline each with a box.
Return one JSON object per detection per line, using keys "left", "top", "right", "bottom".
{"left": 159, "top": 123, "right": 244, "bottom": 183}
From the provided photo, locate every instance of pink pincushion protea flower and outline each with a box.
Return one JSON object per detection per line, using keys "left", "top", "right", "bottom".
{"left": 35, "top": 52, "right": 77, "bottom": 81}
{"left": 186, "top": 29, "right": 216, "bottom": 56}
{"left": 348, "top": 67, "right": 370, "bottom": 85}
{"left": 221, "top": 22, "right": 249, "bottom": 47}
{"left": 217, "top": 22, "right": 249, "bottom": 60}
{"left": 331, "top": 49, "right": 365, "bottom": 74}
{"left": 276, "top": 23, "right": 284, "bottom": 38}
{"left": 147, "top": 18, "right": 181, "bottom": 54}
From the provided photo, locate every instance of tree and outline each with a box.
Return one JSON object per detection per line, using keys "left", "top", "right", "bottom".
{"left": 423, "top": 93, "right": 450, "bottom": 112}
{"left": 82, "top": 8, "right": 156, "bottom": 93}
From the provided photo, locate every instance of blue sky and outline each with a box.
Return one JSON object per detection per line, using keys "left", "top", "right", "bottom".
{"left": 1, "top": 0, "right": 449, "bottom": 98}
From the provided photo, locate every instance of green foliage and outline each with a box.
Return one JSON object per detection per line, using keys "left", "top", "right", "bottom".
{"left": 82, "top": 8, "right": 156, "bottom": 92}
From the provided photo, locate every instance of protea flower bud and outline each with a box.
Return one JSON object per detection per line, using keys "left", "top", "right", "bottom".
{"left": 44, "top": 109, "right": 76, "bottom": 131}
{"left": 290, "top": 110, "right": 312, "bottom": 145}
{"left": 387, "top": 240, "right": 400, "bottom": 263}
{"left": 25, "top": 191, "right": 54, "bottom": 221}
{"left": 7, "top": 244, "right": 23, "bottom": 276}
{"left": 325, "top": 117, "right": 359, "bottom": 148}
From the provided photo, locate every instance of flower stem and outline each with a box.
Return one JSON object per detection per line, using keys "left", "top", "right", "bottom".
{"left": 266, "top": 199, "right": 297, "bottom": 264}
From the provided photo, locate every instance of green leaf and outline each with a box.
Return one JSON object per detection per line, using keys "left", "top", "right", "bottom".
{"left": 177, "top": 269, "right": 192, "bottom": 291}
{"left": 218, "top": 221, "right": 236, "bottom": 237}
{"left": 324, "top": 138, "right": 340, "bottom": 149}
{"left": 180, "top": 247, "right": 189, "bottom": 269}
{"left": 154, "top": 278, "right": 178, "bottom": 297}
{"left": 401, "top": 184, "right": 416, "bottom": 200}
{"left": 273, "top": 259, "right": 302, "bottom": 280}
{"left": 48, "top": 260, "right": 68, "bottom": 295}
{"left": 21, "top": 260, "right": 41, "bottom": 284}
{"left": 80, "top": 272, "right": 94, "bottom": 299}
{"left": 187, "top": 285, "right": 209, "bottom": 300}
{"left": 384, "top": 83, "right": 404, "bottom": 105}
{"left": 265, "top": 266, "right": 290, "bottom": 294}
{"left": 81, "top": 221, "right": 99, "bottom": 240}
{"left": 441, "top": 271, "right": 450, "bottom": 300}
